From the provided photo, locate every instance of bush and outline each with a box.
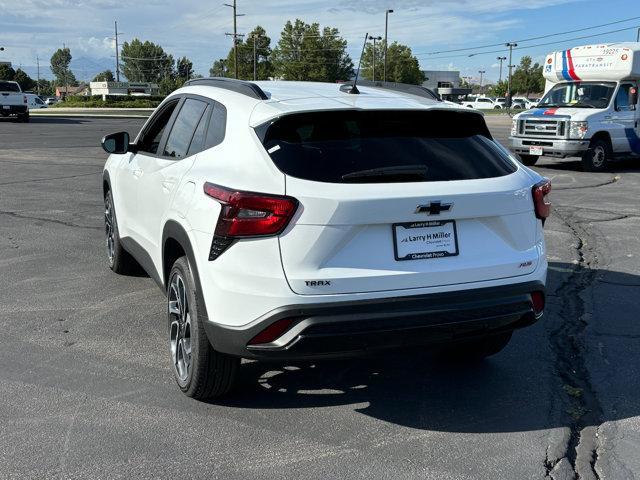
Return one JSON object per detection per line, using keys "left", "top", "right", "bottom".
{"left": 52, "top": 95, "right": 165, "bottom": 108}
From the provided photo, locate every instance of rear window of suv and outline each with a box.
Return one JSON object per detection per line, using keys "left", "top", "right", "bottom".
{"left": 257, "top": 109, "right": 517, "bottom": 183}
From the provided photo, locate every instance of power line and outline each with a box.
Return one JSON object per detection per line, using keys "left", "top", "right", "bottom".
{"left": 416, "top": 15, "right": 640, "bottom": 56}
{"left": 420, "top": 25, "right": 640, "bottom": 60}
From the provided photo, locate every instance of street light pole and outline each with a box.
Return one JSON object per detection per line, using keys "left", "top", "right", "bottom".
{"left": 369, "top": 35, "right": 382, "bottom": 81}
{"left": 383, "top": 9, "right": 393, "bottom": 83}
{"left": 478, "top": 70, "right": 485, "bottom": 94}
{"left": 506, "top": 42, "right": 517, "bottom": 109}
{"left": 496, "top": 56, "right": 506, "bottom": 83}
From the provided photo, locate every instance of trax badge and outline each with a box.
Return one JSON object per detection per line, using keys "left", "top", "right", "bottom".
{"left": 415, "top": 201, "right": 453, "bottom": 215}
{"left": 305, "top": 280, "right": 331, "bottom": 287}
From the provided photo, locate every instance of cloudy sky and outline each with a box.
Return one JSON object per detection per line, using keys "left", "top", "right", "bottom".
{"left": 0, "top": 0, "right": 638, "bottom": 82}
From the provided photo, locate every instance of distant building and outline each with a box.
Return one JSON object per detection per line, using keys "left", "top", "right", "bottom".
{"left": 89, "top": 81, "right": 159, "bottom": 97}
{"left": 55, "top": 85, "right": 89, "bottom": 98}
{"left": 422, "top": 70, "right": 471, "bottom": 101}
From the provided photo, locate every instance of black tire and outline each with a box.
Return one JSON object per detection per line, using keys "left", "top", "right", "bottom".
{"left": 582, "top": 138, "right": 611, "bottom": 172}
{"left": 167, "top": 257, "right": 239, "bottom": 399}
{"left": 104, "top": 190, "right": 137, "bottom": 274}
{"left": 441, "top": 332, "right": 513, "bottom": 361}
{"left": 519, "top": 154, "right": 539, "bottom": 166}
{"left": 17, "top": 113, "right": 29, "bottom": 123}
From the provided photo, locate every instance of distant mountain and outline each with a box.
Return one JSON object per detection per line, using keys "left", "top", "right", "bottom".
{"left": 18, "top": 56, "right": 115, "bottom": 82}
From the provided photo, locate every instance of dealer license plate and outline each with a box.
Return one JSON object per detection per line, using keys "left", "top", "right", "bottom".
{"left": 529, "top": 146, "right": 543, "bottom": 156}
{"left": 393, "top": 220, "right": 459, "bottom": 261}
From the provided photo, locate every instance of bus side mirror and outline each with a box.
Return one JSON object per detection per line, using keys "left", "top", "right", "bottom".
{"left": 629, "top": 87, "right": 638, "bottom": 110}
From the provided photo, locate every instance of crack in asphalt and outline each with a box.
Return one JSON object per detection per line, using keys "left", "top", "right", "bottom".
{"left": 0, "top": 170, "right": 101, "bottom": 186}
{"left": 552, "top": 175, "right": 620, "bottom": 191}
{"left": 546, "top": 207, "right": 604, "bottom": 480}
{"left": 554, "top": 205, "right": 640, "bottom": 220}
{"left": 0, "top": 210, "right": 101, "bottom": 231}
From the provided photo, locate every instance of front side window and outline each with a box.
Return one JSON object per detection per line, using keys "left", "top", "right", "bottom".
{"left": 137, "top": 100, "right": 179, "bottom": 155}
{"left": 614, "top": 84, "right": 634, "bottom": 112}
{"left": 163, "top": 98, "right": 208, "bottom": 159}
{"left": 538, "top": 81, "right": 616, "bottom": 109}
{"left": 258, "top": 109, "right": 517, "bottom": 184}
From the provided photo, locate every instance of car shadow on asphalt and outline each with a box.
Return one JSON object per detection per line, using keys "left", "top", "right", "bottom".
{"left": 213, "top": 262, "right": 640, "bottom": 434}
{"left": 537, "top": 157, "right": 640, "bottom": 173}
{"left": 0, "top": 117, "right": 87, "bottom": 124}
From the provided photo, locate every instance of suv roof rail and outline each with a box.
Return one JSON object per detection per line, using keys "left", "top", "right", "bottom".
{"left": 184, "top": 77, "right": 269, "bottom": 100}
{"left": 339, "top": 80, "right": 441, "bottom": 101}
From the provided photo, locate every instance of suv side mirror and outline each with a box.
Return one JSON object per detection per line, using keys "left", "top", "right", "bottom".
{"left": 629, "top": 87, "right": 638, "bottom": 110}
{"left": 101, "top": 131, "right": 132, "bottom": 154}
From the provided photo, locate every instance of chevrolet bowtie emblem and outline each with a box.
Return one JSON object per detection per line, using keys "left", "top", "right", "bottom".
{"left": 415, "top": 201, "right": 453, "bottom": 215}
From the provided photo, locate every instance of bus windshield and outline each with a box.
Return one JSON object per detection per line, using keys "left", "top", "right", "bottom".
{"left": 538, "top": 81, "right": 616, "bottom": 109}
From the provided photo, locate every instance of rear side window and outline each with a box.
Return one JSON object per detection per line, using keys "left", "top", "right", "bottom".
{"left": 0, "top": 82, "right": 20, "bottom": 92}
{"left": 205, "top": 101, "right": 227, "bottom": 149}
{"left": 163, "top": 98, "right": 208, "bottom": 159}
{"left": 258, "top": 110, "right": 517, "bottom": 183}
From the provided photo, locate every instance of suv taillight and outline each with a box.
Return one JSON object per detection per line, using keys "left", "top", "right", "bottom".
{"left": 204, "top": 182, "right": 298, "bottom": 238}
{"left": 532, "top": 179, "right": 551, "bottom": 221}
{"left": 23, "top": 95, "right": 27, "bottom": 104}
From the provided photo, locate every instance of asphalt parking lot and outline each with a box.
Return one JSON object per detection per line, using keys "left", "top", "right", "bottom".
{"left": 1, "top": 115, "right": 639, "bottom": 480}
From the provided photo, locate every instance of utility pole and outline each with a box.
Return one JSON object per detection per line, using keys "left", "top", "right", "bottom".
{"left": 63, "top": 42, "right": 68, "bottom": 99}
{"left": 383, "top": 9, "right": 393, "bottom": 83}
{"left": 506, "top": 42, "right": 517, "bottom": 109}
{"left": 114, "top": 21, "right": 120, "bottom": 82}
{"left": 478, "top": 70, "right": 485, "bottom": 94}
{"left": 369, "top": 35, "right": 382, "bottom": 81}
{"left": 36, "top": 56, "right": 40, "bottom": 96}
{"left": 251, "top": 33, "right": 261, "bottom": 81}
{"left": 224, "top": 0, "right": 245, "bottom": 79}
{"left": 496, "top": 56, "right": 506, "bottom": 83}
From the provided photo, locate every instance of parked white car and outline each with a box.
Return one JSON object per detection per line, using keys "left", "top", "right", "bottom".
{"left": 512, "top": 97, "right": 538, "bottom": 109}
{"left": 461, "top": 97, "right": 502, "bottom": 110}
{"left": 0, "top": 80, "right": 29, "bottom": 122}
{"left": 102, "top": 78, "right": 549, "bottom": 398}
{"left": 25, "top": 93, "right": 48, "bottom": 109}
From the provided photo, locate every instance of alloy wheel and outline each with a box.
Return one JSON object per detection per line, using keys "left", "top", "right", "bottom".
{"left": 169, "top": 273, "right": 192, "bottom": 383}
{"left": 104, "top": 197, "right": 115, "bottom": 265}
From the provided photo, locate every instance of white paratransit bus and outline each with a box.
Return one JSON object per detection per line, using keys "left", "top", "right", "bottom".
{"left": 510, "top": 43, "right": 640, "bottom": 171}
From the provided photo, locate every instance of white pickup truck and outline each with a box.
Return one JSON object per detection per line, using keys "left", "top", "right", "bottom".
{"left": 0, "top": 80, "right": 29, "bottom": 122}
{"left": 510, "top": 43, "right": 640, "bottom": 171}
{"left": 461, "top": 97, "right": 501, "bottom": 110}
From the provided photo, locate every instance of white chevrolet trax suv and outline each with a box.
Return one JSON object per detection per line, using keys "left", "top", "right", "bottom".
{"left": 101, "top": 78, "right": 550, "bottom": 399}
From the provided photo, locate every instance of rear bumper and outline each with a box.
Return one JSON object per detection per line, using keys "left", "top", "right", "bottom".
{"left": 205, "top": 281, "right": 545, "bottom": 360}
{"left": 510, "top": 136, "right": 589, "bottom": 158}
{"left": 0, "top": 105, "right": 27, "bottom": 115}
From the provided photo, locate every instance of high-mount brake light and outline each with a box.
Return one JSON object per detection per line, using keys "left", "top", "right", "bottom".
{"left": 203, "top": 182, "right": 298, "bottom": 238}
{"left": 532, "top": 179, "right": 551, "bottom": 221}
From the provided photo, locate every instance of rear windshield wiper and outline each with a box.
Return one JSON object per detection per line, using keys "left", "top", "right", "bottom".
{"left": 342, "top": 165, "right": 428, "bottom": 182}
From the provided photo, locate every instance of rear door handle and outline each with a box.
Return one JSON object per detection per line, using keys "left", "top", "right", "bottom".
{"left": 132, "top": 169, "right": 143, "bottom": 178}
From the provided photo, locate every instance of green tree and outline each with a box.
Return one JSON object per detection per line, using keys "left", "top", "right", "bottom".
{"left": 92, "top": 70, "right": 115, "bottom": 82}
{"left": 120, "top": 39, "right": 174, "bottom": 83}
{"left": 0, "top": 63, "right": 16, "bottom": 81}
{"left": 35, "top": 79, "right": 54, "bottom": 96}
{"left": 361, "top": 41, "right": 425, "bottom": 85}
{"left": 490, "top": 80, "right": 508, "bottom": 97}
{"left": 177, "top": 56, "right": 194, "bottom": 81}
{"left": 272, "top": 19, "right": 353, "bottom": 82}
{"left": 223, "top": 26, "right": 273, "bottom": 80}
{"left": 13, "top": 69, "right": 35, "bottom": 91}
{"left": 209, "top": 59, "right": 227, "bottom": 77}
{"left": 50, "top": 47, "right": 77, "bottom": 87}
{"left": 511, "top": 56, "right": 544, "bottom": 95}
